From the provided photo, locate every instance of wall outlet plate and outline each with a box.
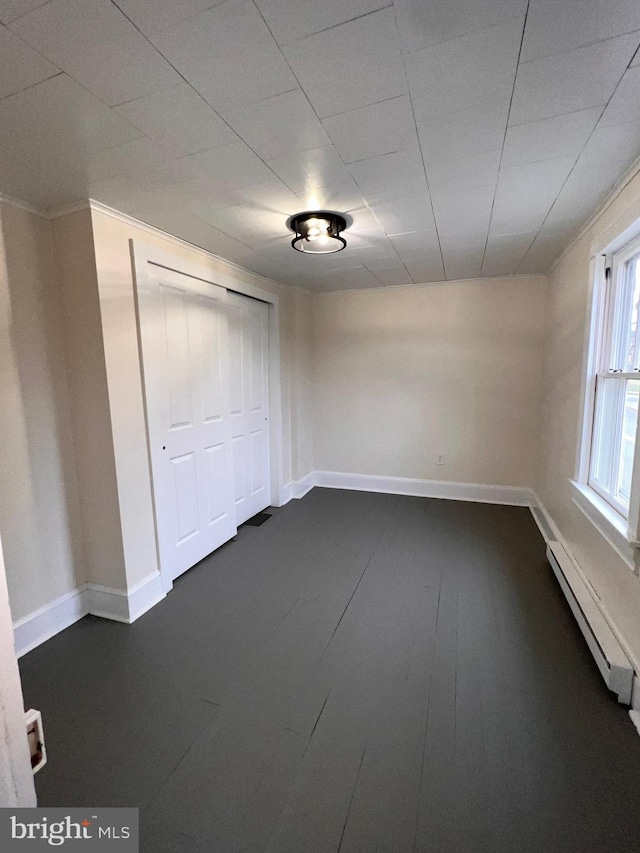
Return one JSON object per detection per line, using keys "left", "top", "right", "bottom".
{"left": 25, "top": 708, "right": 46, "bottom": 774}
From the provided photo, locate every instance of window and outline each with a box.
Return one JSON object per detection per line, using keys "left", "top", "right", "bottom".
{"left": 588, "top": 235, "right": 640, "bottom": 519}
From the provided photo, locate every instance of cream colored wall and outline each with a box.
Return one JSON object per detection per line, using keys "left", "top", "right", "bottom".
{"left": 89, "top": 209, "right": 313, "bottom": 588}
{"left": 312, "top": 276, "right": 548, "bottom": 487}
{"left": 537, "top": 166, "right": 640, "bottom": 671}
{"left": 52, "top": 209, "right": 128, "bottom": 593}
{"left": 0, "top": 202, "right": 83, "bottom": 622}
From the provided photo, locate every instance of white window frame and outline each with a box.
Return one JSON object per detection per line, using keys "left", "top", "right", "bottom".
{"left": 573, "top": 237, "right": 640, "bottom": 570}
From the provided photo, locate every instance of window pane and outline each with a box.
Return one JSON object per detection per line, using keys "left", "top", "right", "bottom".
{"left": 616, "top": 379, "right": 640, "bottom": 505}
{"left": 591, "top": 376, "right": 621, "bottom": 491}
{"left": 622, "top": 254, "right": 640, "bottom": 370}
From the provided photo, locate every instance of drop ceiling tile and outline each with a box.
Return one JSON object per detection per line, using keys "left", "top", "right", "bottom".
{"left": 266, "top": 145, "right": 353, "bottom": 194}
{"left": 490, "top": 155, "right": 577, "bottom": 235}
{"left": 439, "top": 231, "right": 488, "bottom": 252}
{"left": 389, "top": 229, "right": 441, "bottom": 255}
{"left": 395, "top": 0, "right": 527, "bottom": 54}
{"left": 224, "top": 181, "right": 302, "bottom": 215}
{"left": 521, "top": 0, "right": 640, "bottom": 63}
{"left": 509, "top": 33, "right": 640, "bottom": 125}
{"left": 344, "top": 220, "right": 386, "bottom": 242}
{"left": 296, "top": 179, "right": 369, "bottom": 216}
{"left": 442, "top": 246, "right": 485, "bottom": 280}
{"left": 426, "top": 150, "right": 501, "bottom": 194}
{"left": 0, "top": 74, "right": 143, "bottom": 162}
{"left": 115, "top": 0, "right": 228, "bottom": 37}
{"left": 599, "top": 67, "right": 640, "bottom": 126}
{"left": 0, "top": 23, "right": 58, "bottom": 99}
{"left": 502, "top": 108, "right": 601, "bottom": 167}
{"left": 0, "top": 145, "right": 86, "bottom": 209}
{"left": 196, "top": 205, "right": 283, "bottom": 245}
{"left": 349, "top": 146, "right": 426, "bottom": 194}
{"left": 431, "top": 184, "right": 495, "bottom": 236}
{"left": 322, "top": 96, "right": 416, "bottom": 164}
{"left": 0, "top": 0, "right": 48, "bottom": 24}
{"left": 150, "top": 0, "right": 297, "bottom": 113}
{"left": 539, "top": 216, "right": 584, "bottom": 238}
{"left": 407, "top": 20, "right": 523, "bottom": 120}
{"left": 282, "top": 8, "right": 406, "bottom": 118}
{"left": 403, "top": 253, "right": 446, "bottom": 283}
{"left": 579, "top": 119, "right": 640, "bottom": 168}
{"left": 341, "top": 233, "right": 399, "bottom": 262}
{"left": 115, "top": 84, "right": 237, "bottom": 158}
{"left": 222, "top": 89, "right": 330, "bottom": 161}
{"left": 11, "top": 0, "right": 181, "bottom": 107}
{"left": 517, "top": 232, "right": 569, "bottom": 274}
{"left": 173, "top": 142, "right": 275, "bottom": 190}
{"left": 370, "top": 195, "right": 437, "bottom": 238}
{"left": 417, "top": 100, "right": 509, "bottom": 164}
{"left": 254, "top": 0, "right": 388, "bottom": 46}
{"left": 87, "top": 138, "right": 184, "bottom": 187}
{"left": 365, "top": 262, "right": 413, "bottom": 286}
{"left": 481, "top": 232, "right": 536, "bottom": 277}
{"left": 334, "top": 265, "right": 384, "bottom": 289}
{"left": 539, "top": 157, "right": 629, "bottom": 226}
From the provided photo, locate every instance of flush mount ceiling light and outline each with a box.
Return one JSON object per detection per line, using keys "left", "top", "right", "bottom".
{"left": 286, "top": 210, "right": 350, "bottom": 254}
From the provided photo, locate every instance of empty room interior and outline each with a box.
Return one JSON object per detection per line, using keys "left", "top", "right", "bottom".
{"left": 3, "top": 0, "right": 640, "bottom": 849}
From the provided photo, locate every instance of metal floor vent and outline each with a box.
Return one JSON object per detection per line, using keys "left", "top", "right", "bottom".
{"left": 242, "top": 512, "right": 273, "bottom": 527}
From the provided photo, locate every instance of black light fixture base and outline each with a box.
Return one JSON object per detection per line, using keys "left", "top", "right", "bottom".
{"left": 286, "top": 210, "right": 350, "bottom": 254}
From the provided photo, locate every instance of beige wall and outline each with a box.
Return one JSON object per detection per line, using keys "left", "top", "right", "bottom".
{"left": 0, "top": 202, "right": 83, "bottom": 622}
{"left": 312, "top": 276, "right": 548, "bottom": 487}
{"left": 537, "top": 166, "right": 640, "bottom": 671}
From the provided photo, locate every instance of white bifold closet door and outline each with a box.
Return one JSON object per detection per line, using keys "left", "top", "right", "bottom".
{"left": 137, "top": 263, "right": 238, "bottom": 584}
{"left": 226, "top": 292, "right": 270, "bottom": 525}
{"left": 135, "top": 257, "right": 271, "bottom": 586}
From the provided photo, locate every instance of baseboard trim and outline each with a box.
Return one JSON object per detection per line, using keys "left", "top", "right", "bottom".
{"left": 87, "top": 571, "right": 166, "bottom": 625}
{"left": 13, "top": 587, "right": 89, "bottom": 658}
{"left": 292, "top": 472, "right": 316, "bottom": 499}
{"left": 279, "top": 472, "right": 316, "bottom": 505}
{"left": 313, "top": 470, "right": 533, "bottom": 506}
{"left": 14, "top": 572, "right": 166, "bottom": 656}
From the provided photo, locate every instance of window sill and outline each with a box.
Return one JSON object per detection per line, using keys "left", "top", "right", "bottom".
{"left": 569, "top": 480, "right": 639, "bottom": 569}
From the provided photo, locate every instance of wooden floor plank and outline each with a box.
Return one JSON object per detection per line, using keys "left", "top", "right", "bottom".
{"left": 18, "top": 489, "right": 640, "bottom": 853}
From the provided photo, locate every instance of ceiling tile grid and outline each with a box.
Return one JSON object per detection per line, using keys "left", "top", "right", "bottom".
{"left": 0, "top": 1, "right": 639, "bottom": 290}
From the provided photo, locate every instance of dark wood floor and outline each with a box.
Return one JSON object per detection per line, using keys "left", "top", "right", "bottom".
{"left": 19, "top": 488, "right": 640, "bottom": 852}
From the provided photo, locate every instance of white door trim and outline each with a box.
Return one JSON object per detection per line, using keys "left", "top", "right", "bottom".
{"left": 130, "top": 242, "right": 284, "bottom": 588}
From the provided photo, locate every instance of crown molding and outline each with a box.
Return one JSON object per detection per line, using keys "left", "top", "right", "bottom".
{"left": 1, "top": 193, "right": 311, "bottom": 295}
{"left": 0, "top": 193, "right": 48, "bottom": 217}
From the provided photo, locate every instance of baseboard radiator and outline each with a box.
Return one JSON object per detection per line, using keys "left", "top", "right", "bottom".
{"left": 546, "top": 542, "right": 633, "bottom": 704}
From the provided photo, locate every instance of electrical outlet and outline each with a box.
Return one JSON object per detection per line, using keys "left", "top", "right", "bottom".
{"left": 436, "top": 454, "right": 445, "bottom": 465}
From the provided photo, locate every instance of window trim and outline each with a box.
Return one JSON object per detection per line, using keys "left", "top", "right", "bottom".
{"left": 575, "top": 246, "right": 640, "bottom": 570}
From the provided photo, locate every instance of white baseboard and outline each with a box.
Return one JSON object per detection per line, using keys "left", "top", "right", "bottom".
{"left": 14, "top": 572, "right": 166, "bottom": 657}
{"left": 278, "top": 482, "right": 293, "bottom": 505}
{"left": 313, "top": 470, "right": 533, "bottom": 506}
{"left": 87, "top": 571, "right": 166, "bottom": 624}
{"left": 13, "top": 587, "right": 89, "bottom": 658}
{"left": 292, "top": 472, "right": 316, "bottom": 499}
{"left": 279, "top": 472, "right": 316, "bottom": 505}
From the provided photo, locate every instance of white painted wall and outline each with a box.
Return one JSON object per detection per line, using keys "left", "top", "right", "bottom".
{"left": 537, "top": 164, "right": 640, "bottom": 673}
{"left": 312, "top": 276, "right": 548, "bottom": 488}
{"left": 0, "top": 202, "right": 84, "bottom": 622}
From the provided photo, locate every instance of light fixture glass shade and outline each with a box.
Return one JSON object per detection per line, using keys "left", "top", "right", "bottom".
{"left": 287, "top": 211, "right": 348, "bottom": 254}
